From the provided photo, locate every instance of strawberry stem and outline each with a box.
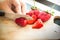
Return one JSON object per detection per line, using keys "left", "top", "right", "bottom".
{"left": 31, "top": 0, "right": 38, "bottom": 10}
{"left": 45, "top": 4, "right": 55, "bottom": 16}
{"left": 50, "top": 4, "right": 55, "bottom": 16}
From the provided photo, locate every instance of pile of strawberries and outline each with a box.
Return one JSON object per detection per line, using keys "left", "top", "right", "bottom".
{"left": 26, "top": 9, "right": 51, "bottom": 29}
{"left": 15, "top": 10, "right": 52, "bottom": 29}
{"left": 15, "top": 6, "right": 53, "bottom": 29}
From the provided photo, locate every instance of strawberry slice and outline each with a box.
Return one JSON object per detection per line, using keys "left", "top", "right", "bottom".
{"left": 15, "top": 17, "right": 27, "bottom": 27}
{"left": 38, "top": 11, "right": 51, "bottom": 22}
{"left": 27, "top": 15, "right": 37, "bottom": 24}
{"left": 32, "top": 19, "right": 43, "bottom": 29}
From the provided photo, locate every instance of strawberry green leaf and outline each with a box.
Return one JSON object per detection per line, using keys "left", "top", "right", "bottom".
{"left": 45, "top": 10, "right": 54, "bottom": 16}
{"left": 51, "top": 11, "right": 54, "bottom": 16}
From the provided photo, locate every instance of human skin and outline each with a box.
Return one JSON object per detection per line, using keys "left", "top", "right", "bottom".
{"left": 0, "top": 0, "right": 26, "bottom": 14}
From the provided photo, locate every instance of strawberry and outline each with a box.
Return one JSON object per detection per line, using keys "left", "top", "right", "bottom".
{"left": 33, "top": 9, "right": 40, "bottom": 16}
{"left": 15, "top": 17, "right": 27, "bottom": 27}
{"left": 26, "top": 9, "right": 40, "bottom": 18}
{"left": 27, "top": 15, "right": 37, "bottom": 24}
{"left": 38, "top": 11, "right": 51, "bottom": 22}
{"left": 26, "top": 10, "right": 34, "bottom": 16}
{"left": 32, "top": 19, "right": 43, "bottom": 29}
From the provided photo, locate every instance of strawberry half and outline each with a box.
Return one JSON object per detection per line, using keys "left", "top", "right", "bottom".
{"left": 32, "top": 19, "right": 43, "bottom": 29}
{"left": 27, "top": 15, "right": 37, "bottom": 24}
{"left": 15, "top": 17, "right": 27, "bottom": 27}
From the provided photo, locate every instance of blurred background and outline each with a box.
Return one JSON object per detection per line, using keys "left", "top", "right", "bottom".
{"left": 35, "top": 0, "right": 60, "bottom": 11}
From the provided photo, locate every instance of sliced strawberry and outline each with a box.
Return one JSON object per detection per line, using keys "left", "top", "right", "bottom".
{"left": 15, "top": 17, "right": 27, "bottom": 27}
{"left": 32, "top": 19, "right": 43, "bottom": 29}
{"left": 27, "top": 15, "right": 37, "bottom": 24}
{"left": 38, "top": 11, "right": 51, "bottom": 22}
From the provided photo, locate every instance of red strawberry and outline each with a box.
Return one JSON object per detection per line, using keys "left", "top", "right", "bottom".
{"left": 27, "top": 15, "right": 37, "bottom": 24}
{"left": 38, "top": 11, "right": 51, "bottom": 22}
{"left": 15, "top": 17, "right": 27, "bottom": 27}
{"left": 32, "top": 19, "right": 43, "bottom": 29}
{"left": 26, "top": 10, "right": 40, "bottom": 17}
{"left": 33, "top": 9, "right": 40, "bottom": 16}
{"left": 26, "top": 10, "right": 34, "bottom": 16}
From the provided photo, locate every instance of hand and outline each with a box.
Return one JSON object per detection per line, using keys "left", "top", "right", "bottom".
{"left": 0, "top": 0, "right": 33, "bottom": 20}
{"left": 0, "top": 0, "right": 26, "bottom": 15}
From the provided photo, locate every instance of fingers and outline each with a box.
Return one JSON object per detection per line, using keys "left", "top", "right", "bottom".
{"left": 20, "top": 1, "right": 26, "bottom": 15}
{"left": 10, "top": 0, "right": 22, "bottom": 14}
{"left": 0, "top": 0, "right": 26, "bottom": 14}
{"left": 11, "top": 0, "right": 26, "bottom": 15}
{"left": 0, "top": 0, "right": 15, "bottom": 13}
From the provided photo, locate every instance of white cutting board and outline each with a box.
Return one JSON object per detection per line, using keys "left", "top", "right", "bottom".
{"left": 13, "top": 16, "right": 60, "bottom": 40}
{"left": 13, "top": 0, "right": 60, "bottom": 39}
